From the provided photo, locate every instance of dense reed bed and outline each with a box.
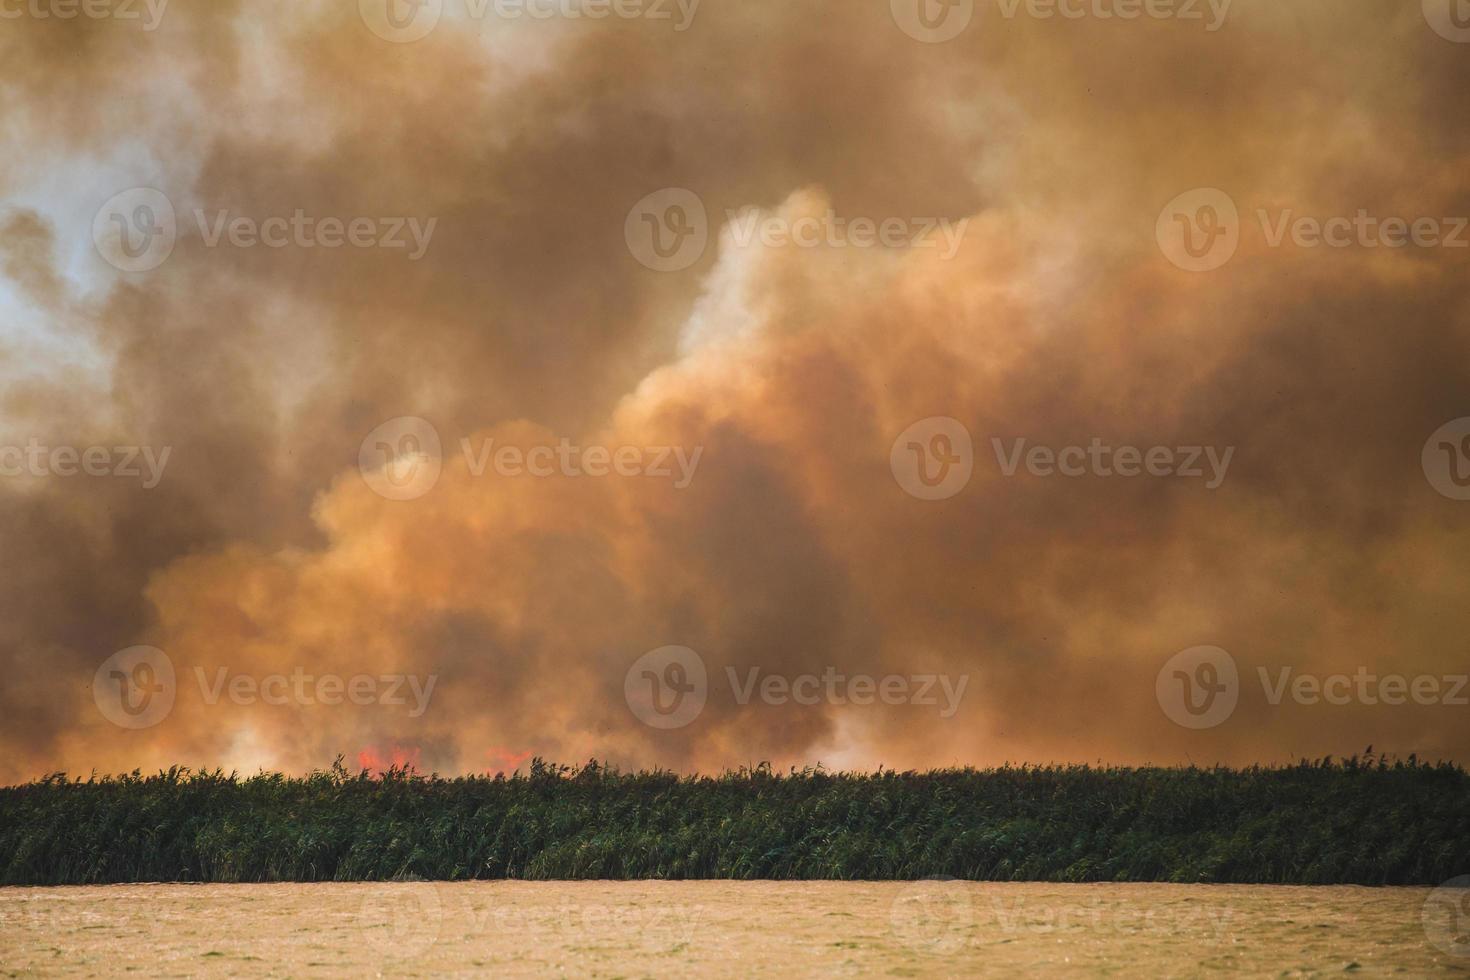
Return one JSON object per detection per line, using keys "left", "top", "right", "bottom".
{"left": 1, "top": 758, "right": 1465, "bottom": 886}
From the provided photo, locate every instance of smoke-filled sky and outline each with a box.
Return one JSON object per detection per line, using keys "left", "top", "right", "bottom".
{"left": 1, "top": 0, "right": 1468, "bottom": 783}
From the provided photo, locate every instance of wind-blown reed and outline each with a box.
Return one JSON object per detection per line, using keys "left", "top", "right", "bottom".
{"left": 1, "top": 757, "right": 1464, "bottom": 885}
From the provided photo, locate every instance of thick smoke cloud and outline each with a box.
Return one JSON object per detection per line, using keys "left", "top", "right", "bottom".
{"left": 1, "top": 1, "right": 1467, "bottom": 781}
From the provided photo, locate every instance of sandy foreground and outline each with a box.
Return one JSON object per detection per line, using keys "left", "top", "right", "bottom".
{"left": 0, "top": 880, "right": 1464, "bottom": 977}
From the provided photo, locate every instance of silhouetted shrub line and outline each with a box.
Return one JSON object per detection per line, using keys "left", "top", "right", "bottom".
{"left": 1, "top": 757, "right": 1465, "bottom": 885}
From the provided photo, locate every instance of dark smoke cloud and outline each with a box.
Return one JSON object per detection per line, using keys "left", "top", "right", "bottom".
{"left": 1, "top": 0, "right": 1467, "bottom": 781}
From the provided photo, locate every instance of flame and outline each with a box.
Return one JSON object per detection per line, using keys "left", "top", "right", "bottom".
{"left": 356, "top": 745, "right": 422, "bottom": 774}
{"left": 486, "top": 747, "right": 534, "bottom": 773}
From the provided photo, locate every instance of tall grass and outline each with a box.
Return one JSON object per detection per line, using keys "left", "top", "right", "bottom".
{"left": 1, "top": 757, "right": 1464, "bottom": 885}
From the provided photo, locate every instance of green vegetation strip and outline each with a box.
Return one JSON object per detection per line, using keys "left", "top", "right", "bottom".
{"left": 2, "top": 758, "right": 1465, "bottom": 885}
